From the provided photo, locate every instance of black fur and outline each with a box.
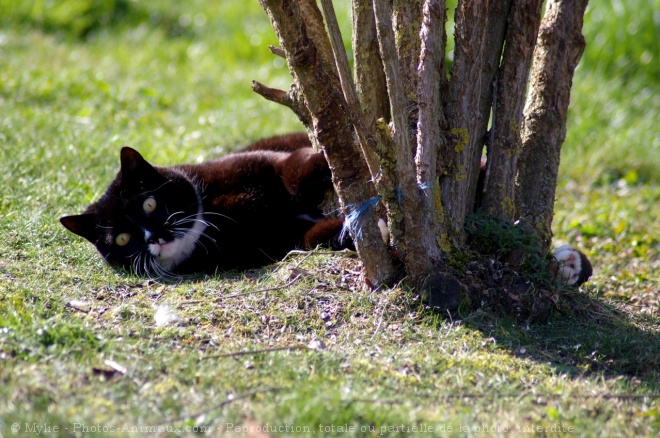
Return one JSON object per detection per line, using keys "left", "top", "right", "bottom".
{"left": 60, "top": 134, "right": 346, "bottom": 276}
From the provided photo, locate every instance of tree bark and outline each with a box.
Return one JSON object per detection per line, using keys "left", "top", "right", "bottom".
{"left": 392, "top": 0, "right": 424, "bottom": 153}
{"left": 320, "top": 0, "right": 381, "bottom": 182}
{"left": 441, "top": 0, "right": 512, "bottom": 247}
{"left": 392, "top": 0, "right": 424, "bottom": 103}
{"left": 414, "top": 0, "right": 449, "bottom": 256}
{"left": 258, "top": 0, "right": 396, "bottom": 286}
{"left": 482, "top": 0, "right": 544, "bottom": 221}
{"left": 373, "top": 0, "right": 442, "bottom": 282}
{"left": 516, "top": 0, "right": 589, "bottom": 250}
{"left": 352, "top": 0, "right": 390, "bottom": 127}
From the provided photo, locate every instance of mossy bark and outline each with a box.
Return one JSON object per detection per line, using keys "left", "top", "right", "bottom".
{"left": 482, "top": 0, "right": 544, "bottom": 221}
{"left": 413, "top": 0, "right": 448, "bottom": 272}
{"left": 352, "top": 0, "right": 390, "bottom": 127}
{"left": 441, "top": 0, "right": 512, "bottom": 246}
{"left": 516, "top": 0, "right": 589, "bottom": 250}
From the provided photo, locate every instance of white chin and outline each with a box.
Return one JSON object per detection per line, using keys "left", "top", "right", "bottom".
{"left": 150, "top": 213, "right": 207, "bottom": 271}
{"left": 151, "top": 241, "right": 180, "bottom": 269}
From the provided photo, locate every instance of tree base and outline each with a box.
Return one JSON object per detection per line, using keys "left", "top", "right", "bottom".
{"left": 421, "top": 273, "right": 465, "bottom": 312}
{"left": 431, "top": 213, "right": 572, "bottom": 323}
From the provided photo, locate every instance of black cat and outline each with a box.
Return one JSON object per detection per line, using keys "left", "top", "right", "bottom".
{"left": 60, "top": 133, "right": 346, "bottom": 277}
{"left": 61, "top": 133, "right": 592, "bottom": 285}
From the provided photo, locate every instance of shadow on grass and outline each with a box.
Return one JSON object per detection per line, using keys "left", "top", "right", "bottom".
{"left": 460, "top": 288, "right": 660, "bottom": 388}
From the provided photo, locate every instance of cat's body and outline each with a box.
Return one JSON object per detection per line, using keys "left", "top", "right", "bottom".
{"left": 60, "top": 133, "right": 345, "bottom": 277}
{"left": 61, "top": 132, "right": 592, "bottom": 285}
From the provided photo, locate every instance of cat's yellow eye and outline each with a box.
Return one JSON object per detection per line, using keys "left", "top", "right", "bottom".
{"left": 115, "top": 233, "right": 131, "bottom": 246}
{"left": 143, "top": 197, "right": 157, "bottom": 214}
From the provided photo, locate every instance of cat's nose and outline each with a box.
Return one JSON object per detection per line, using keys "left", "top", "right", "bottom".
{"left": 144, "top": 230, "right": 158, "bottom": 244}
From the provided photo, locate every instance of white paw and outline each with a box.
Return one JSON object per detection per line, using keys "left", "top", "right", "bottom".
{"left": 377, "top": 218, "right": 389, "bottom": 244}
{"left": 553, "top": 244, "right": 582, "bottom": 285}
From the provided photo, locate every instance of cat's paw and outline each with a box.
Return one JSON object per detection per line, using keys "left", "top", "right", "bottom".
{"left": 377, "top": 218, "right": 389, "bottom": 244}
{"left": 553, "top": 244, "right": 593, "bottom": 286}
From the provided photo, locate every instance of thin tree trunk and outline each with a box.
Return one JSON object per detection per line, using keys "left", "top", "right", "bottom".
{"left": 373, "top": 0, "right": 435, "bottom": 282}
{"left": 352, "top": 0, "right": 404, "bottom": 250}
{"left": 258, "top": 0, "right": 396, "bottom": 286}
{"left": 516, "top": 0, "right": 589, "bottom": 250}
{"left": 323, "top": 0, "right": 405, "bottom": 256}
{"left": 441, "top": 0, "right": 511, "bottom": 246}
{"left": 414, "top": 0, "right": 449, "bottom": 256}
{"left": 320, "top": 0, "right": 381, "bottom": 181}
{"left": 352, "top": 0, "right": 390, "bottom": 127}
{"left": 392, "top": 0, "right": 424, "bottom": 153}
{"left": 482, "top": 0, "right": 544, "bottom": 220}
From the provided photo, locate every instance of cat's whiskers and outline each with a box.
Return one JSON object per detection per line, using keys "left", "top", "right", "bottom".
{"left": 162, "top": 198, "right": 203, "bottom": 226}
{"left": 150, "top": 256, "right": 183, "bottom": 282}
{"left": 139, "top": 254, "right": 150, "bottom": 278}
{"left": 163, "top": 210, "right": 185, "bottom": 227}
{"left": 189, "top": 236, "right": 210, "bottom": 255}
{"left": 128, "top": 246, "right": 179, "bottom": 281}
{"left": 128, "top": 250, "right": 148, "bottom": 277}
{"left": 172, "top": 227, "right": 217, "bottom": 255}
{"left": 148, "top": 258, "right": 166, "bottom": 279}
{"left": 137, "top": 256, "right": 146, "bottom": 277}
{"left": 197, "top": 231, "right": 217, "bottom": 246}
{"left": 171, "top": 211, "right": 219, "bottom": 226}
{"left": 172, "top": 224, "right": 217, "bottom": 244}
{"left": 172, "top": 218, "right": 219, "bottom": 233}
{"left": 129, "top": 252, "right": 141, "bottom": 276}
{"left": 143, "top": 253, "right": 151, "bottom": 278}
{"left": 201, "top": 211, "right": 239, "bottom": 224}
{"left": 130, "top": 252, "right": 140, "bottom": 276}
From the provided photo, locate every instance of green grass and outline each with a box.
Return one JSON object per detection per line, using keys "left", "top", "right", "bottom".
{"left": 1, "top": 0, "right": 659, "bottom": 436}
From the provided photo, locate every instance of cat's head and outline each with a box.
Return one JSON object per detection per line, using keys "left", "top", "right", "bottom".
{"left": 60, "top": 147, "right": 206, "bottom": 277}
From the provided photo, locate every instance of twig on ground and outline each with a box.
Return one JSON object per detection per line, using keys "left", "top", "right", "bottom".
{"left": 65, "top": 301, "right": 90, "bottom": 314}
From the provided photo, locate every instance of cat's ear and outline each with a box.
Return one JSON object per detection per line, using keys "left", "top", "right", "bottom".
{"left": 119, "top": 147, "right": 164, "bottom": 185}
{"left": 60, "top": 214, "right": 99, "bottom": 243}
{"left": 120, "top": 147, "right": 152, "bottom": 175}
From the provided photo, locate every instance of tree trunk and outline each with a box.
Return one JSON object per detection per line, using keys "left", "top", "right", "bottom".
{"left": 373, "top": 0, "right": 441, "bottom": 282}
{"left": 258, "top": 0, "right": 396, "bottom": 287}
{"left": 392, "top": 0, "right": 424, "bottom": 153}
{"left": 414, "top": 0, "right": 448, "bottom": 258}
{"left": 516, "top": 0, "right": 589, "bottom": 250}
{"left": 441, "top": 0, "right": 511, "bottom": 246}
{"left": 482, "top": 0, "right": 544, "bottom": 221}
{"left": 254, "top": 0, "right": 589, "bottom": 293}
{"left": 352, "top": 0, "right": 389, "bottom": 128}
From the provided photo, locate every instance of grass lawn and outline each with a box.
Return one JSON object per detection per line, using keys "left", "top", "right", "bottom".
{"left": 1, "top": 0, "right": 658, "bottom": 436}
